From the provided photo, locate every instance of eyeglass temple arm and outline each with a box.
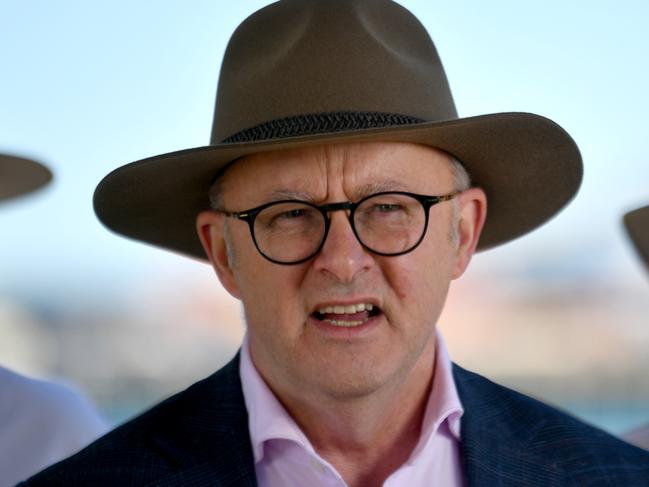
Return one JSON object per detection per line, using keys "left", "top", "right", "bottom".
{"left": 221, "top": 210, "right": 251, "bottom": 221}
{"left": 425, "top": 192, "right": 458, "bottom": 205}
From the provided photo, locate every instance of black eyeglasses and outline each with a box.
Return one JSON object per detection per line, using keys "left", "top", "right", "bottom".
{"left": 218, "top": 191, "right": 458, "bottom": 265}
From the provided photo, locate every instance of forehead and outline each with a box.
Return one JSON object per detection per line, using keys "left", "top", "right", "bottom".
{"left": 217, "top": 141, "right": 454, "bottom": 203}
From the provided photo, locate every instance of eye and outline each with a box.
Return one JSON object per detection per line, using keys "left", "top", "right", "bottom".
{"left": 356, "top": 194, "right": 418, "bottom": 225}
{"left": 257, "top": 203, "right": 321, "bottom": 231}
{"left": 279, "top": 208, "right": 307, "bottom": 219}
{"left": 374, "top": 203, "right": 403, "bottom": 212}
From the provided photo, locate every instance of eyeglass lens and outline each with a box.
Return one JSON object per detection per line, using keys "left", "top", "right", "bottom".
{"left": 252, "top": 193, "right": 427, "bottom": 263}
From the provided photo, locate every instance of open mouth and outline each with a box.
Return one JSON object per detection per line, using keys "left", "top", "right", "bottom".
{"left": 312, "top": 303, "right": 382, "bottom": 327}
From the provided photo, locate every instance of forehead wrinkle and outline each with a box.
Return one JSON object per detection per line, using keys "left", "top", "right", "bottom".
{"left": 317, "top": 145, "right": 332, "bottom": 202}
{"left": 265, "top": 188, "right": 317, "bottom": 202}
{"left": 242, "top": 146, "right": 330, "bottom": 204}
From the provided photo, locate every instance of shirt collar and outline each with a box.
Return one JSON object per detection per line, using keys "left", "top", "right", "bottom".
{"left": 239, "top": 330, "right": 463, "bottom": 465}
{"left": 407, "top": 331, "right": 463, "bottom": 464}
{"left": 239, "top": 335, "right": 316, "bottom": 463}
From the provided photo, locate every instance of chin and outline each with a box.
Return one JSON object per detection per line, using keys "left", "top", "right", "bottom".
{"left": 313, "top": 368, "right": 393, "bottom": 401}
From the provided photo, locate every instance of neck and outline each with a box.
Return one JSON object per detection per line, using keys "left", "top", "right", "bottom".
{"left": 274, "top": 343, "right": 436, "bottom": 487}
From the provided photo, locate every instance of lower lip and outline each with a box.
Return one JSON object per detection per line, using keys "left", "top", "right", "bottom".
{"left": 308, "top": 313, "right": 382, "bottom": 339}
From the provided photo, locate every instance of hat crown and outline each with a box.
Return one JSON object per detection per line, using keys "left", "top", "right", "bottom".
{"left": 211, "top": 0, "right": 457, "bottom": 144}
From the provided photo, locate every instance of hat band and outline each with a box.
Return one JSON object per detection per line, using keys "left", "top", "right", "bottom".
{"left": 221, "top": 111, "right": 425, "bottom": 144}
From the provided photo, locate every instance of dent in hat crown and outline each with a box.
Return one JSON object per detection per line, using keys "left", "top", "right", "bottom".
{"left": 211, "top": 0, "right": 457, "bottom": 144}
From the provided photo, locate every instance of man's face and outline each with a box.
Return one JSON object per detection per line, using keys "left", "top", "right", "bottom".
{"left": 198, "top": 142, "right": 485, "bottom": 403}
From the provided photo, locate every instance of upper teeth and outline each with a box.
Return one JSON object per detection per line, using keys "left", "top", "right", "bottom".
{"left": 317, "top": 303, "right": 374, "bottom": 314}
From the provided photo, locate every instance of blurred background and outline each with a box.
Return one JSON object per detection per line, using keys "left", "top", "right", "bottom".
{"left": 1, "top": 0, "right": 648, "bottom": 433}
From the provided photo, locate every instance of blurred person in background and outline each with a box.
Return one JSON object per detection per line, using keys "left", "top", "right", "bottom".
{"left": 622, "top": 204, "right": 649, "bottom": 451}
{"left": 0, "top": 154, "right": 108, "bottom": 487}
{"left": 22, "top": 1, "right": 649, "bottom": 485}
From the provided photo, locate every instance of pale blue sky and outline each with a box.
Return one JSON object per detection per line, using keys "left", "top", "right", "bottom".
{"left": 1, "top": 1, "right": 648, "bottom": 306}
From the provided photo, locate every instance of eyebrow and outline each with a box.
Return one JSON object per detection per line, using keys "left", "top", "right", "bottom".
{"left": 266, "top": 189, "right": 316, "bottom": 201}
{"left": 263, "top": 180, "right": 409, "bottom": 203}
{"left": 354, "top": 180, "right": 408, "bottom": 199}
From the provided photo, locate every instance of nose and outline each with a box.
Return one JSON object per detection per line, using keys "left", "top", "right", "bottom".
{"left": 311, "top": 209, "right": 373, "bottom": 282}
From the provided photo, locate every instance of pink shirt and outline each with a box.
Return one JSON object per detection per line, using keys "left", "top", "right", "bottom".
{"left": 239, "top": 331, "right": 465, "bottom": 486}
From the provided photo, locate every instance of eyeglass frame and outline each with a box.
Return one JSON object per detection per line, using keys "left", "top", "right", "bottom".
{"left": 216, "top": 190, "right": 459, "bottom": 265}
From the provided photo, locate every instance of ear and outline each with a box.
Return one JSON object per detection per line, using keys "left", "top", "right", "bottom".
{"left": 451, "top": 187, "right": 487, "bottom": 279}
{"left": 196, "top": 210, "right": 242, "bottom": 299}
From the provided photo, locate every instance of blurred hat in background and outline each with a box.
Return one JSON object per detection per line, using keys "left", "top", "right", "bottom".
{"left": 0, "top": 153, "right": 52, "bottom": 203}
{"left": 624, "top": 205, "right": 649, "bottom": 270}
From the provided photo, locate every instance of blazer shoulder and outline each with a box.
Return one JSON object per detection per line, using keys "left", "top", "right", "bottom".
{"left": 21, "top": 354, "right": 256, "bottom": 486}
{"left": 453, "top": 364, "right": 649, "bottom": 484}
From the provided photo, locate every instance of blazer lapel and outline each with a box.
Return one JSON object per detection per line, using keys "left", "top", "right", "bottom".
{"left": 453, "top": 364, "right": 564, "bottom": 486}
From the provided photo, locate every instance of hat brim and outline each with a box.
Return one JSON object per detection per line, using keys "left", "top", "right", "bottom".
{"left": 94, "top": 111, "right": 582, "bottom": 260}
{"left": 0, "top": 154, "right": 52, "bottom": 202}
{"left": 624, "top": 205, "right": 649, "bottom": 269}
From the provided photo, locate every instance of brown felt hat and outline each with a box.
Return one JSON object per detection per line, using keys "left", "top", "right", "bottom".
{"left": 94, "top": 0, "right": 583, "bottom": 260}
{"left": 0, "top": 153, "right": 52, "bottom": 202}
{"left": 624, "top": 205, "right": 649, "bottom": 270}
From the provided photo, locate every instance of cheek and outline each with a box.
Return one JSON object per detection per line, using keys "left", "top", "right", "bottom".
{"left": 384, "top": 261, "right": 414, "bottom": 301}
{"left": 383, "top": 238, "right": 455, "bottom": 308}
{"left": 235, "top": 259, "right": 308, "bottom": 329}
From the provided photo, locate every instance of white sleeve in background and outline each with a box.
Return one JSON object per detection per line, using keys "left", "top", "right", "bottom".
{"left": 0, "top": 366, "right": 109, "bottom": 487}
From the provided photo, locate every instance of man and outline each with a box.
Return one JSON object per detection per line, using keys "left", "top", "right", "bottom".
{"left": 23, "top": 1, "right": 649, "bottom": 485}
{"left": 622, "top": 204, "right": 649, "bottom": 451}
{"left": 0, "top": 153, "right": 108, "bottom": 486}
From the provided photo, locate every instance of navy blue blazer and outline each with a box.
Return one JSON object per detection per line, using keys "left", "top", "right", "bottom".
{"left": 21, "top": 354, "right": 649, "bottom": 486}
